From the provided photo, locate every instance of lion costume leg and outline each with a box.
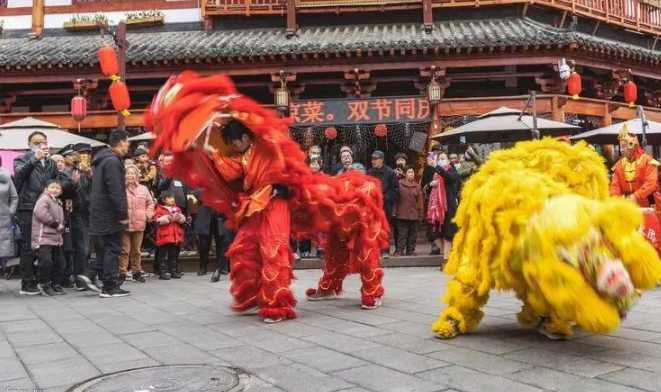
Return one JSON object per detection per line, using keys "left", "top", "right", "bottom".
{"left": 432, "top": 279, "right": 488, "bottom": 339}
{"left": 306, "top": 233, "right": 350, "bottom": 300}
{"left": 229, "top": 200, "right": 297, "bottom": 322}
{"left": 358, "top": 247, "right": 384, "bottom": 309}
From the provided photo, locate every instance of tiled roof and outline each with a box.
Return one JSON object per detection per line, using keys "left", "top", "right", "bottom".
{"left": 0, "top": 17, "right": 658, "bottom": 70}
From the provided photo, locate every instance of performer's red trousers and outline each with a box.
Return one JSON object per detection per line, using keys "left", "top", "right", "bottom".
{"left": 227, "top": 199, "right": 297, "bottom": 320}
{"left": 312, "top": 232, "right": 384, "bottom": 306}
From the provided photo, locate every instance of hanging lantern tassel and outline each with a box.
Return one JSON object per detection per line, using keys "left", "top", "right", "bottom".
{"left": 567, "top": 71, "right": 582, "bottom": 100}
{"left": 623, "top": 80, "right": 638, "bottom": 108}
{"left": 324, "top": 126, "right": 337, "bottom": 140}
{"left": 375, "top": 123, "right": 388, "bottom": 138}
{"left": 109, "top": 81, "right": 131, "bottom": 117}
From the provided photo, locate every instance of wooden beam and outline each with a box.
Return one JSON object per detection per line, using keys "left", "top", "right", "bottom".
{"left": 5, "top": 94, "right": 661, "bottom": 130}
{"left": 286, "top": 0, "right": 297, "bottom": 36}
{"left": 423, "top": 0, "right": 433, "bottom": 32}
{"left": 31, "top": 0, "right": 45, "bottom": 36}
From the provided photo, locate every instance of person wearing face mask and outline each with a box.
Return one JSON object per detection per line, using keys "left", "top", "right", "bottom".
{"left": 426, "top": 151, "right": 461, "bottom": 267}
{"left": 13, "top": 131, "right": 59, "bottom": 295}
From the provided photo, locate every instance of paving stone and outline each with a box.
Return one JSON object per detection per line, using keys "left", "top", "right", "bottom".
{"left": 61, "top": 330, "right": 123, "bottom": 347}
{"left": 282, "top": 346, "right": 368, "bottom": 372}
{"left": 255, "top": 363, "right": 353, "bottom": 392}
{"left": 302, "top": 333, "right": 382, "bottom": 353}
{"left": 507, "top": 366, "right": 646, "bottom": 392}
{"left": 598, "top": 367, "right": 661, "bottom": 392}
{"left": 0, "top": 377, "right": 37, "bottom": 390}
{"left": 119, "top": 331, "right": 184, "bottom": 349}
{"left": 0, "top": 358, "right": 28, "bottom": 382}
{"left": 0, "top": 339, "right": 15, "bottom": 359}
{"left": 577, "top": 335, "right": 661, "bottom": 359}
{"left": 15, "top": 342, "right": 78, "bottom": 365}
{"left": 210, "top": 346, "right": 292, "bottom": 370}
{"left": 143, "top": 344, "right": 223, "bottom": 365}
{"left": 419, "top": 365, "right": 544, "bottom": 392}
{"left": 584, "top": 348, "right": 661, "bottom": 372}
{"left": 504, "top": 347, "right": 624, "bottom": 377}
{"left": 6, "top": 331, "right": 62, "bottom": 348}
{"left": 443, "top": 333, "right": 532, "bottom": 355}
{"left": 78, "top": 343, "right": 149, "bottom": 365}
{"left": 351, "top": 345, "right": 448, "bottom": 374}
{"left": 427, "top": 346, "right": 532, "bottom": 375}
{"left": 0, "top": 319, "right": 52, "bottom": 334}
{"left": 96, "top": 358, "right": 161, "bottom": 374}
{"left": 29, "top": 357, "right": 99, "bottom": 388}
{"left": 335, "top": 364, "right": 442, "bottom": 392}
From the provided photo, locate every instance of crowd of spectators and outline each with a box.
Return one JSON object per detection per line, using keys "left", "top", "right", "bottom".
{"left": 0, "top": 130, "right": 482, "bottom": 298}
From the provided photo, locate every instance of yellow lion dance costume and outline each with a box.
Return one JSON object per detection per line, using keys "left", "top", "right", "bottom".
{"left": 433, "top": 138, "right": 661, "bottom": 340}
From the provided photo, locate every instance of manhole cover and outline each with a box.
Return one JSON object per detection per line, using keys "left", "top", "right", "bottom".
{"left": 68, "top": 365, "right": 243, "bottom": 392}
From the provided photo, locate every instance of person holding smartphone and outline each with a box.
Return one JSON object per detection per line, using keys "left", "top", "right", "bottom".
{"left": 13, "top": 132, "right": 59, "bottom": 295}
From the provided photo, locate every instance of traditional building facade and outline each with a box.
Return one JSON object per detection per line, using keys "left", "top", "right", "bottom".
{"left": 1, "top": 0, "right": 661, "bottom": 163}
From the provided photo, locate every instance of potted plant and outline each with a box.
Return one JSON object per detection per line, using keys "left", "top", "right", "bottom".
{"left": 64, "top": 14, "right": 109, "bottom": 31}
{"left": 125, "top": 10, "right": 164, "bottom": 28}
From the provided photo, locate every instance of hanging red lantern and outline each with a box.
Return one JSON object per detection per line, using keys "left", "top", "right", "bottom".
{"left": 623, "top": 80, "right": 638, "bottom": 107}
{"left": 97, "top": 46, "right": 120, "bottom": 79}
{"left": 109, "top": 81, "right": 131, "bottom": 117}
{"left": 324, "top": 126, "right": 337, "bottom": 140}
{"left": 71, "top": 96, "right": 87, "bottom": 122}
{"left": 374, "top": 123, "right": 387, "bottom": 138}
{"left": 567, "top": 72, "right": 582, "bottom": 100}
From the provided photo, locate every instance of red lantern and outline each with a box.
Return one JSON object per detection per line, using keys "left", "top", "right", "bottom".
{"left": 71, "top": 96, "right": 87, "bottom": 122}
{"left": 109, "top": 81, "right": 131, "bottom": 116}
{"left": 567, "top": 72, "right": 582, "bottom": 100}
{"left": 375, "top": 123, "right": 387, "bottom": 138}
{"left": 324, "top": 126, "right": 337, "bottom": 140}
{"left": 623, "top": 80, "right": 638, "bottom": 107}
{"left": 98, "top": 46, "right": 119, "bottom": 79}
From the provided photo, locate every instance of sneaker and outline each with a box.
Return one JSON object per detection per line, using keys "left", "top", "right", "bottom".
{"left": 170, "top": 272, "right": 183, "bottom": 279}
{"left": 263, "top": 317, "right": 284, "bottom": 324}
{"left": 51, "top": 285, "right": 66, "bottom": 295}
{"left": 99, "top": 287, "right": 131, "bottom": 298}
{"left": 210, "top": 270, "right": 221, "bottom": 283}
{"left": 159, "top": 273, "right": 171, "bottom": 280}
{"left": 38, "top": 283, "right": 56, "bottom": 296}
{"left": 132, "top": 271, "right": 146, "bottom": 283}
{"left": 77, "top": 275, "right": 101, "bottom": 293}
{"left": 19, "top": 283, "right": 40, "bottom": 296}
{"left": 361, "top": 299, "right": 382, "bottom": 310}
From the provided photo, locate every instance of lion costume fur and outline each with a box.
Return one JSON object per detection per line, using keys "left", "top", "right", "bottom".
{"left": 433, "top": 138, "right": 661, "bottom": 339}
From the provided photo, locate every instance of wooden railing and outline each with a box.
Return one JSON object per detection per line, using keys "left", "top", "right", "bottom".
{"left": 204, "top": 0, "right": 661, "bottom": 36}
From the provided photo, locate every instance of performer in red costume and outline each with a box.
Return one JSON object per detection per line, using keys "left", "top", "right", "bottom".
{"left": 610, "top": 124, "right": 659, "bottom": 207}
{"left": 610, "top": 124, "right": 661, "bottom": 254}
{"left": 145, "top": 72, "right": 388, "bottom": 323}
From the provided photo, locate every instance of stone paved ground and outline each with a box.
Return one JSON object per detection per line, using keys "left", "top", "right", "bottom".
{"left": 1, "top": 267, "right": 660, "bottom": 392}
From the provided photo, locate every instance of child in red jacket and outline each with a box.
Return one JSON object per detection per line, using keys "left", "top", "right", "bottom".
{"left": 154, "top": 192, "right": 186, "bottom": 280}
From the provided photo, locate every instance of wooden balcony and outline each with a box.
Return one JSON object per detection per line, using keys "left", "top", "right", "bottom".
{"left": 203, "top": 0, "right": 661, "bottom": 36}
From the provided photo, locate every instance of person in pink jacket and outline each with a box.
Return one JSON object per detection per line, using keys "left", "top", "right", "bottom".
{"left": 31, "top": 180, "right": 66, "bottom": 296}
{"left": 120, "top": 165, "right": 155, "bottom": 283}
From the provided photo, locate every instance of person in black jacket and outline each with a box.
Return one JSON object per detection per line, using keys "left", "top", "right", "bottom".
{"left": 433, "top": 152, "right": 461, "bottom": 264}
{"left": 79, "top": 130, "right": 130, "bottom": 298}
{"left": 367, "top": 150, "right": 399, "bottom": 254}
{"left": 194, "top": 202, "right": 234, "bottom": 280}
{"left": 69, "top": 143, "right": 94, "bottom": 290}
{"left": 13, "top": 131, "right": 59, "bottom": 295}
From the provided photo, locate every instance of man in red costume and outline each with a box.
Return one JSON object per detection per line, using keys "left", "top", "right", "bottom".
{"left": 610, "top": 124, "right": 661, "bottom": 254}
{"left": 610, "top": 124, "right": 659, "bottom": 207}
{"left": 146, "top": 72, "right": 388, "bottom": 323}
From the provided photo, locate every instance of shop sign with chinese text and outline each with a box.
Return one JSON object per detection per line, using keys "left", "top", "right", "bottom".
{"left": 290, "top": 96, "right": 431, "bottom": 126}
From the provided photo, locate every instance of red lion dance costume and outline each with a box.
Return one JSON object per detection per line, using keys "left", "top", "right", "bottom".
{"left": 145, "top": 72, "right": 388, "bottom": 322}
{"left": 610, "top": 124, "right": 661, "bottom": 253}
